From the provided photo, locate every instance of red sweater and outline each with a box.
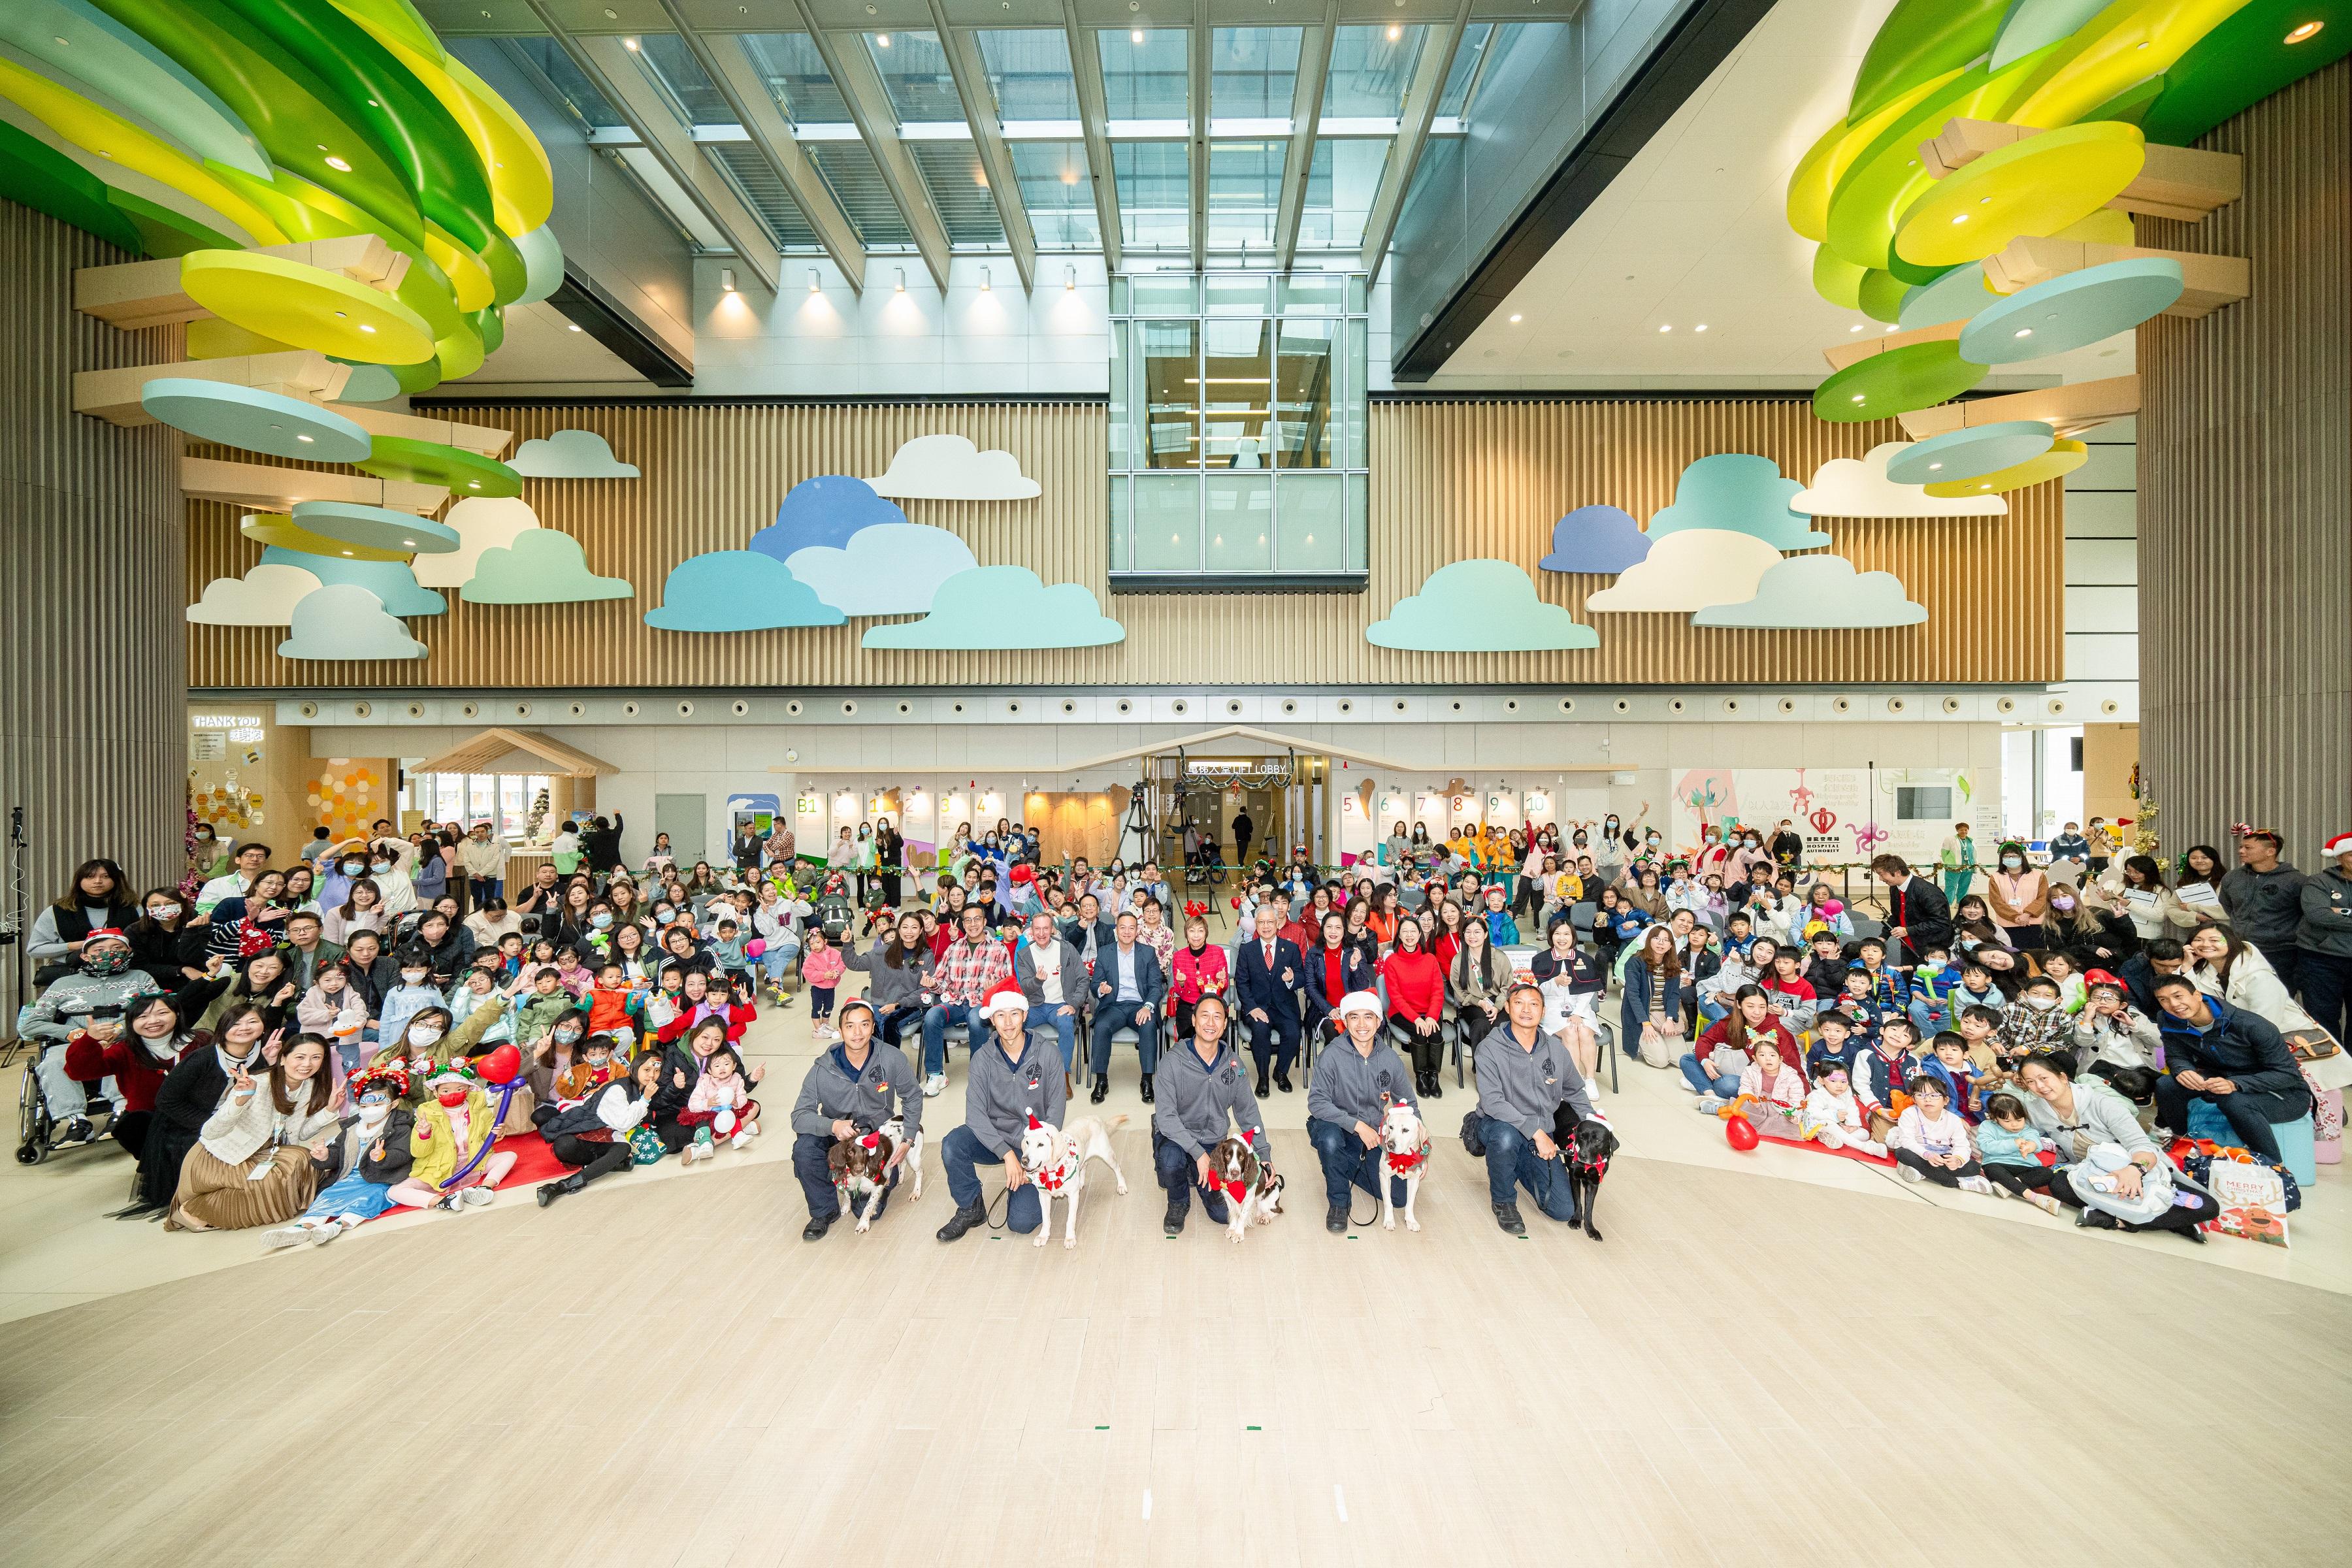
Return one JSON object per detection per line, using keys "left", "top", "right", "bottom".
{"left": 655, "top": 999, "right": 756, "bottom": 1045}
{"left": 1379, "top": 949, "right": 1445, "bottom": 1023}
{"left": 63, "top": 1030, "right": 199, "bottom": 1114}
{"left": 1693, "top": 1016, "right": 1799, "bottom": 1082}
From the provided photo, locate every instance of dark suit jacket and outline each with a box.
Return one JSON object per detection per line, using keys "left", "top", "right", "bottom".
{"left": 1234, "top": 934, "right": 1306, "bottom": 1026}
{"left": 1885, "top": 875, "right": 1953, "bottom": 961}
{"left": 1088, "top": 941, "right": 1165, "bottom": 1021}
{"left": 1298, "top": 941, "right": 1373, "bottom": 1033}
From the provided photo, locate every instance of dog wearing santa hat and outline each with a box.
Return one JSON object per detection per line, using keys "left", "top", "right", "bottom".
{"left": 1018, "top": 1108, "right": 1128, "bottom": 1249}
{"left": 1378, "top": 1096, "right": 1429, "bottom": 1233}
{"left": 1208, "top": 1132, "right": 1285, "bottom": 1243}
{"left": 827, "top": 1113, "right": 923, "bottom": 1233}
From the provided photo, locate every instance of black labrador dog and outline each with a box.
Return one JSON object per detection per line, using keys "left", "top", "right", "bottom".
{"left": 1551, "top": 1100, "right": 1618, "bottom": 1241}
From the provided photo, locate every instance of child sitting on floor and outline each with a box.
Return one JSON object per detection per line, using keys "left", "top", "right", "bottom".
{"left": 1799, "top": 1063, "right": 1885, "bottom": 1156}
{"left": 587, "top": 962, "right": 646, "bottom": 1054}
{"left": 2038, "top": 951, "right": 2088, "bottom": 1014}
{"left": 1907, "top": 945, "right": 1959, "bottom": 1037}
{"left": 260, "top": 1062, "right": 416, "bottom": 1250}
{"left": 385, "top": 1061, "right": 518, "bottom": 1211}
{"left": 553, "top": 949, "right": 594, "bottom": 998}
{"left": 1997, "top": 975, "right": 2075, "bottom": 1060}
{"left": 1890, "top": 1075, "right": 1994, "bottom": 1195}
{"left": 1974, "top": 1090, "right": 2062, "bottom": 1213}
{"left": 1735, "top": 1039, "right": 1806, "bottom": 1122}
{"left": 1946, "top": 958, "right": 2008, "bottom": 1019}
{"left": 553, "top": 1032, "right": 625, "bottom": 1107}
{"left": 1912, "top": 1030, "right": 1983, "bottom": 1120}
{"left": 1852, "top": 1015, "right": 1919, "bottom": 1118}
{"left": 1833, "top": 967, "right": 1893, "bottom": 1042}
{"left": 708, "top": 917, "right": 754, "bottom": 992}
{"left": 1804, "top": 1011, "right": 1868, "bottom": 1088}
{"left": 681, "top": 1041, "right": 760, "bottom": 1156}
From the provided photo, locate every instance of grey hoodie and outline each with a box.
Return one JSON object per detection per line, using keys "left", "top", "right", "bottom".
{"left": 1151, "top": 1039, "right": 1268, "bottom": 1159}
{"left": 2298, "top": 864, "right": 2352, "bottom": 958}
{"left": 1473, "top": 1023, "right": 1595, "bottom": 1139}
{"left": 1307, "top": 1036, "right": 1418, "bottom": 1130}
{"left": 962, "top": 1029, "right": 1068, "bottom": 1156}
{"left": 790, "top": 1039, "right": 923, "bottom": 1141}
{"left": 2220, "top": 862, "right": 2308, "bottom": 947}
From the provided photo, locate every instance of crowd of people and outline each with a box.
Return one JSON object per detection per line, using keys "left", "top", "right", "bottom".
{"left": 16, "top": 804, "right": 2347, "bottom": 1247}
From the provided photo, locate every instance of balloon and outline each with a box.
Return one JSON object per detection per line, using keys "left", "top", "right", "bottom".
{"left": 1723, "top": 1113, "right": 1759, "bottom": 1152}
{"left": 1230, "top": 896, "right": 1241, "bottom": 909}
{"left": 474, "top": 1042, "right": 523, "bottom": 1086}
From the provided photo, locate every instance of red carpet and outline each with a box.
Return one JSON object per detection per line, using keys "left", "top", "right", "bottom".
{"left": 1756, "top": 1131, "right": 1897, "bottom": 1167}
{"left": 356, "top": 1131, "right": 570, "bottom": 1226}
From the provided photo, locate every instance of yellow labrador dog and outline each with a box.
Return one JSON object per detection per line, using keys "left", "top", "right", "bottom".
{"left": 1018, "top": 1112, "right": 1128, "bottom": 1249}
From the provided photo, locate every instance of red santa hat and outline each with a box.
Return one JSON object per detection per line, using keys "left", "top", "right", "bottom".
{"left": 983, "top": 979, "right": 1030, "bottom": 1019}
{"left": 2325, "top": 830, "right": 2352, "bottom": 859}
{"left": 1026, "top": 1110, "right": 1043, "bottom": 1131}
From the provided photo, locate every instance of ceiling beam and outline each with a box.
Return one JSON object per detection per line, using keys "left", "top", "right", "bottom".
{"left": 1060, "top": 0, "right": 1122, "bottom": 272}
{"left": 655, "top": 0, "right": 867, "bottom": 294}
{"left": 521, "top": 3, "right": 781, "bottom": 294}
{"left": 1189, "top": 0, "right": 1210, "bottom": 271}
{"left": 1357, "top": 0, "right": 1472, "bottom": 283}
{"left": 785, "top": 2, "right": 953, "bottom": 291}
{"left": 1274, "top": 2, "right": 1341, "bottom": 271}
{"left": 924, "top": 0, "right": 1037, "bottom": 291}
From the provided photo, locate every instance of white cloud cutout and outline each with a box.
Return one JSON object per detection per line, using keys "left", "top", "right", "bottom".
{"left": 1586, "top": 530, "right": 1782, "bottom": 612}
{"left": 863, "top": 434, "right": 1041, "bottom": 500}
{"left": 509, "top": 429, "right": 639, "bottom": 479}
{"left": 278, "top": 584, "right": 428, "bottom": 661}
{"left": 784, "top": 523, "right": 979, "bottom": 615}
{"left": 414, "top": 496, "right": 538, "bottom": 587}
{"left": 186, "top": 563, "right": 324, "bottom": 626}
{"left": 1791, "top": 442, "right": 2010, "bottom": 518}
{"left": 1693, "top": 554, "right": 1929, "bottom": 628}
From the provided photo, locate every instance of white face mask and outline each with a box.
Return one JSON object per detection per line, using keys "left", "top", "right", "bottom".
{"left": 2025, "top": 994, "right": 2057, "bottom": 1011}
{"left": 401, "top": 971, "right": 429, "bottom": 986}
{"left": 370, "top": 861, "right": 394, "bottom": 874}
{"left": 408, "top": 1026, "right": 444, "bottom": 1047}
{"left": 150, "top": 903, "right": 182, "bottom": 921}
{"left": 2002, "top": 856, "right": 2024, "bottom": 870}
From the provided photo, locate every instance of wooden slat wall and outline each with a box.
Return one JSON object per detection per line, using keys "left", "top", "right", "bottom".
{"left": 186, "top": 396, "right": 2062, "bottom": 689}
{"left": 2, "top": 203, "right": 186, "bottom": 1024}
{"left": 2138, "top": 59, "right": 2352, "bottom": 859}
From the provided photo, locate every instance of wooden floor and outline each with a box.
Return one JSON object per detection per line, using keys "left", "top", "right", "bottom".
{"left": 3, "top": 1132, "right": 2344, "bottom": 1568}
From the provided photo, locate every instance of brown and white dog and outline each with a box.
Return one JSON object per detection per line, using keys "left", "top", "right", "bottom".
{"left": 1019, "top": 1111, "right": 1128, "bottom": 1249}
{"left": 1379, "top": 1097, "right": 1429, "bottom": 1233}
{"left": 826, "top": 1115, "right": 924, "bottom": 1232}
{"left": 1208, "top": 1134, "right": 1285, "bottom": 1243}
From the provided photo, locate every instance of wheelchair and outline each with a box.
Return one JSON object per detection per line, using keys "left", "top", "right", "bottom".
{"left": 14, "top": 1039, "right": 111, "bottom": 1166}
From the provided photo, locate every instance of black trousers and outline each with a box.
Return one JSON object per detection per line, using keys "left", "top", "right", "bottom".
{"left": 2299, "top": 948, "right": 2352, "bottom": 1045}
{"left": 1387, "top": 1013, "right": 1443, "bottom": 1075}
{"left": 1511, "top": 879, "right": 1543, "bottom": 921}
{"left": 2151, "top": 1075, "right": 2306, "bottom": 1164}
{"left": 1895, "top": 1149, "right": 1984, "bottom": 1187}
{"left": 109, "top": 1109, "right": 154, "bottom": 1165}
{"left": 2251, "top": 940, "right": 2302, "bottom": 997}
{"left": 1985, "top": 1158, "right": 2222, "bottom": 1234}
{"left": 549, "top": 1132, "right": 631, "bottom": 1186}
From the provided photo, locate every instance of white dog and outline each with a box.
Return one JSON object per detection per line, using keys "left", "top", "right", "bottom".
{"left": 1379, "top": 1098, "right": 1429, "bottom": 1233}
{"left": 1019, "top": 1111, "right": 1128, "bottom": 1249}
{"left": 1209, "top": 1134, "right": 1285, "bottom": 1243}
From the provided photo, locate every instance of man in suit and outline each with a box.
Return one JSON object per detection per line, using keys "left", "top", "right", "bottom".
{"left": 1871, "top": 853, "right": 1953, "bottom": 968}
{"left": 1058, "top": 891, "right": 1116, "bottom": 977}
{"left": 1234, "top": 902, "right": 1305, "bottom": 1098}
{"left": 1086, "top": 910, "right": 1164, "bottom": 1103}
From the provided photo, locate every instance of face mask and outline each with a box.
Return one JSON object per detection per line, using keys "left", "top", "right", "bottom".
{"left": 555, "top": 1026, "right": 581, "bottom": 1043}
{"left": 2051, "top": 897, "right": 2075, "bottom": 912}
{"left": 150, "top": 903, "right": 181, "bottom": 921}
{"left": 85, "top": 947, "right": 130, "bottom": 975}
{"left": 2026, "top": 994, "right": 2057, "bottom": 1011}
{"left": 342, "top": 861, "right": 365, "bottom": 875}
{"left": 195, "top": 831, "right": 215, "bottom": 842}
{"left": 2002, "top": 856, "right": 2023, "bottom": 870}
{"left": 435, "top": 1087, "right": 469, "bottom": 1107}
{"left": 401, "top": 970, "right": 429, "bottom": 986}
{"left": 357, "top": 1096, "right": 390, "bottom": 1121}
{"left": 408, "top": 1026, "right": 444, "bottom": 1047}
{"left": 591, "top": 912, "right": 614, "bottom": 929}
{"left": 370, "top": 861, "right": 393, "bottom": 874}
{"left": 1744, "top": 839, "right": 1759, "bottom": 849}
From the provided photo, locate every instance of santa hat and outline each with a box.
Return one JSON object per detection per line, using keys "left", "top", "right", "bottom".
{"left": 984, "top": 979, "right": 1030, "bottom": 1019}
{"left": 1337, "top": 988, "right": 1382, "bottom": 1019}
{"left": 81, "top": 926, "right": 129, "bottom": 947}
{"left": 2325, "top": 830, "right": 2352, "bottom": 859}
{"left": 1026, "top": 1110, "right": 1043, "bottom": 1131}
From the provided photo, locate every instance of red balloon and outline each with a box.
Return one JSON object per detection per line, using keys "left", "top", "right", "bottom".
{"left": 1723, "top": 1113, "right": 1759, "bottom": 1152}
{"left": 1230, "top": 895, "right": 1241, "bottom": 909}
{"left": 474, "top": 1042, "right": 523, "bottom": 1086}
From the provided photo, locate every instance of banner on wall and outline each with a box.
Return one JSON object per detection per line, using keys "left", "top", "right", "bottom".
{"left": 1666, "top": 766, "right": 1972, "bottom": 866}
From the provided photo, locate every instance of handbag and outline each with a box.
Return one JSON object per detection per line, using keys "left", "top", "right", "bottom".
{"left": 2285, "top": 1027, "right": 2352, "bottom": 1092}
{"left": 2175, "top": 1141, "right": 2293, "bottom": 1246}
{"left": 627, "top": 1125, "right": 666, "bottom": 1166}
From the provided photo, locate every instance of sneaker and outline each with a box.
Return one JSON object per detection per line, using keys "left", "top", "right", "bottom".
{"left": 2021, "top": 1191, "right": 2062, "bottom": 1215}
{"left": 434, "top": 1192, "right": 463, "bottom": 1211}
{"left": 308, "top": 1220, "right": 346, "bottom": 1245}
{"left": 1897, "top": 1164, "right": 1925, "bottom": 1184}
{"left": 743, "top": 1120, "right": 759, "bottom": 1139}
{"left": 1957, "top": 1175, "right": 1995, "bottom": 1196}
{"left": 730, "top": 1131, "right": 751, "bottom": 1150}
{"left": 51, "top": 1116, "right": 95, "bottom": 1150}
{"left": 1324, "top": 1203, "right": 1348, "bottom": 1235}
{"left": 462, "top": 1184, "right": 496, "bottom": 1207}
{"left": 1695, "top": 1094, "right": 1723, "bottom": 1113}
{"left": 1493, "top": 1203, "right": 1526, "bottom": 1236}
{"left": 261, "top": 1226, "right": 306, "bottom": 1251}
{"left": 923, "top": 1073, "right": 946, "bottom": 1098}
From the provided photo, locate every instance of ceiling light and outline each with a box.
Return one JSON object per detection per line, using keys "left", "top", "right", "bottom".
{"left": 1927, "top": 462, "right": 1942, "bottom": 471}
{"left": 340, "top": 550, "right": 353, "bottom": 557}
{"left": 1131, "top": 28, "right": 1145, "bottom": 43}
{"left": 623, "top": 37, "right": 639, "bottom": 51}
{"left": 568, "top": 322, "right": 583, "bottom": 331}
{"left": 402, "top": 538, "right": 416, "bottom": 547}
{"left": 296, "top": 434, "right": 314, "bottom": 444}
{"left": 895, "top": 268, "right": 906, "bottom": 293}
{"left": 1507, "top": 312, "right": 1522, "bottom": 323}
{"left": 1387, "top": 24, "right": 1402, "bottom": 41}
{"left": 1066, "top": 265, "right": 1077, "bottom": 291}
{"left": 980, "top": 266, "right": 991, "bottom": 291}
{"left": 603, "top": 6, "right": 617, "bottom": 15}
{"left": 876, "top": 33, "right": 890, "bottom": 47}
{"left": 359, "top": 323, "right": 376, "bottom": 334}
{"left": 323, "top": 155, "right": 351, "bottom": 172}
{"left": 52, "top": 35, "right": 67, "bottom": 44}
{"left": 1693, "top": 323, "right": 1708, "bottom": 333}
{"left": 1950, "top": 213, "right": 1968, "bottom": 224}
{"left": 808, "top": 269, "right": 821, "bottom": 293}
{"left": 2287, "top": 20, "right": 2325, "bottom": 43}
{"left": 721, "top": 267, "right": 738, "bottom": 293}
{"left": 1850, "top": 323, "right": 1865, "bottom": 333}
{"left": 1850, "top": 393, "right": 1865, "bottom": 403}
{"left": 2014, "top": 327, "right": 2033, "bottom": 338}
{"left": 1657, "top": 323, "right": 1671, "bottom": 333}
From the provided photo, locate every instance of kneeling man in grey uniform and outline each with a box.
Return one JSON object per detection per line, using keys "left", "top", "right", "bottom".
{"left": 1475, "top": 982, "right": 1595, "bottom": 1235}
{"left": 1150, "top": 993, "right": 1271, "bottom": 1235}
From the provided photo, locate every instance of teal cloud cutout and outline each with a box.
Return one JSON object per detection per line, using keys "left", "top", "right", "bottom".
{"left": 785, "top": 523, "right": 978, "bottom": 616}
{"left": 1646, "top": 453, "right": 1831, "bottom": 552}
{"left": 509, "top": 429, "right": 640, "bottom": 479}
{"left": 1693, "top": 554, "right": 1928, "bottom": 629}
{"left": 463, "top": 529, "right": 634, "bottom": 604}
{"left": 277, "top": 584, "right": 428, "bottom": 661}
{"left": 1366, "top": 559, "right": 1600, "bottom": 651}
{"left": 259, "top": 547, "right": 446, "bottom": 616}
{"left": 644, "top": 550, "right": 845, "bottom": 632}
{"left": 861, "top": 566, "right": 1123, "bottom": 649}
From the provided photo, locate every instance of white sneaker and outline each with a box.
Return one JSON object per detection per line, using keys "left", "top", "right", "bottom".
{"left": 1695, "top": 1094, "right": 1723, "bottom": 1113}
{"left": 730, "top": 1131, "right": 751, "bottom": 1150}
{"left": 308, "top": 1220, "right": 346, "bottom": 1246}
{"left": 1957, "top": 1175, "right": 1995, "bottom": 1196}
{"left": 923, "top": 1073, "right": 946, "bottom": 1097}
{"left": 462, "top": 1184, "right": 496, "bottom": 1207}
{"left": 261, "top": 1226, "right": 306, "bottom": 1251}
{"left": 2022, "top": 1190, "right": 2062, "bottom": 1215}
{"left": 1897, "top": 1164, "right": 1925, "bottom": 1184}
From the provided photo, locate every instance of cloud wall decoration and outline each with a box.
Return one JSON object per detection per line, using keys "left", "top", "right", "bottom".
{"left": 463, "top": 529, "right": 634, "bottom": 604}
{"left": 414, "top": 496, "right": 538, "bottom": 587}
{"left": 277, "top": 584, "right": 428, "bottom": 661}
{"left": 1366, "top": 559, "right": 1600, "bottom": 651}
{"left": 1693, "top": 553, "right": 1929, "bottom": 628}
{"left": 1537, "top": 504, "right": 1652, "bottom": 574}
{"left": 1791, "top": 442, "right": 2010, "bottom": 518}
{"left": 258, "top": 547, "right": 446, "bottom": 617}
{"left": 785, "top": 523, "right": 979, "bottom": 615}
{"left": 644, "top": 550, "right": 846, "bottom": 632}
{"left": 860, "top": 566, "right": 1123, "bottom": 649}
{"left": 186, "top": 563, "right": 324, "bottom": 625}
{"left": 508, "top": 429, "right": 639, "bottom": 478}
{"left": 1586, "top": 530, "right": 1782, "bottom": 612}
{"left": 1646, "top": 453, "right": 1831, "bottom": 551}
{"left": 864, "top": 434, "right": 1041, "bottom": 500}
{"left": 747, "top": 476, "right": 909, "bottom": 563}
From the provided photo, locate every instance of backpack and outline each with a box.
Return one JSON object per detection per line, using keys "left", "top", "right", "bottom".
{"left": 1457, "top": 1112, "right": 1486, "bottom": 1158}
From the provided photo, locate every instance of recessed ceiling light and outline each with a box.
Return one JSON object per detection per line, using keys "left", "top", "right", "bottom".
{"left": 1131, "top": 28, "right": 1144, "bottom": 42}
{"left": 341, "top": 550, "right": 353, "bottom": 557}
{"left": 296, "top": 433, "right": 314, "bottom": 444}
{"left": 323, "top": 155, "right": 351, "bottom": 172}
{"left": 1693, "top": 323, "right": 1708, "bottom": 333}
{"left": 1657, "top": 323, "right": 1671, "bottom": 333}
{"left": 2014, "top": 327, "right": 2033, "bottom": 338}
{"left": 623, "top": 37, "right": 639, "bottom": 51}
{"left": 2287, "top": 20, "right": 2325, "bottom": 44}
{"left": 1850, "top": 323, "right": 1865, "bottom": 333}
{"left": 603, "top": 7, "right": 617, "bottom": 17}
{"left": 1507, "top": 312, "right": 1522, "bottom": 323}
{"left": 568, "top": 323, "right": 583, "bottom": 331}
{"left": 333, "top": 310, "right": 348, "bottom": 318}
{"left": 1927, "top": 461, "right": 1942, "bottom": 470}
{"left": 1387, "top": 24, "right": 1402, "bottom": 41}
{"left": 402, "top": 538, "right": 416, "bottom": 547}
{"left": 876, "top": 33, "right": 890, "bottom": 46}
{"left": 1951, "top": 214, "right": 1968, "bottom": 224}
{"left": 359, "top": 323, "right": 376, "bottom": 333}
{"left": 1850, "top": 393, "right": 1865, "bottom": 403}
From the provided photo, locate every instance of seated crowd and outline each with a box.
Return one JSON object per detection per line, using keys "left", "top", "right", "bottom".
{"left": 18, "top": 809, "right": 2348, "bottom": 1247}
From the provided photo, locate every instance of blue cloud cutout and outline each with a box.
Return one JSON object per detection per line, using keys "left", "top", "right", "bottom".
{"left": 643, "top": 550, "right": 847, "bottom": 632}
{"left": 1646, "top": 453, "right": 1831, "bottom": 552}
{"left": 259, "top": 547, "right": 446, "bottom": 616}
{"left": 1366, "top": 559, "right": 1599, "bottom": 651}
{"left": 747, "top": 476, "right": 909, "bottom": 563}
{"left": 1692, "top": 553, "right": 1927, "bottom": 628}
{"left": 861, "top": 566, "right": 1124, "bottom": 649}
{"left": 1538, "top": 504, "right": 1652, "bottom": 574}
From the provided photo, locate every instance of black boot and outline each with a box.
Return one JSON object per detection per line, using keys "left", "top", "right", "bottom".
{"left": 1139, "top": 1072, "right": 1154, "bottom": 1104}
{"left": 936, "top": 1200, "right": 988, "bottom": 1241}
{"left": 1325, "top": 1202, "right": 1348, "bottom": 1234}
{"left": 1273, "top": 1070, "right": 1292, "bottom": 1093}
{"left": 1494, "top": 1202, "right": 1526, "bottom": 1236}
{"left": 536, "top": 1172, "right": 586, "bottom": 1208}
{"left": 1424, "top": 1068, "right": 1443, "bottom": 1098}
{"left": 802, "top": 1211, "right": 836, "bottom": 1241}
{"left": 1090, "top": 1074, "right": 1110, "bottom": 1104}
{"left": 1163, "top": 1193, "right": 1188, "bottom": 1236}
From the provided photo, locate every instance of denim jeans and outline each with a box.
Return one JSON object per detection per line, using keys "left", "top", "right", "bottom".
{"left": 1152, "top": 1128, "right": 1229, "bottom": 1222}
{"left": 1306, "top": 1115, "right": 1406, "bottom": 1211}
{"left": 1031, "top": 1003, "right": 1078, "bottom": 1070}
{"left": 1478, "top": 1117, "right": 1577, "bottom": 1221}
{"left": 760, "top": 939, "right": 800, "bottom": 985}
{"left": 301, "top": 1169, "right": 394, "bottom": 1225}
{"left": 468, "top": 877, "right": 503, "bottom": 908}
{"left": 939, "top": 1124, "right": 1041, "bottom": 1232}
{"left": 1678, "top": 1054, "right": 1739, "bottom": 1097}
{"left": 921, "top": 1002, "right": 977, "bottom": 1077}
{"left": 1908, "top": 998, "right": 1946, "bottom": 1038}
